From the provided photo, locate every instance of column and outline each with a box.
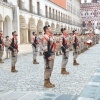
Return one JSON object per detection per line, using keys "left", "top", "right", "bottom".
{"left": 0, "top": 21, "right": 3, "bottom": 31}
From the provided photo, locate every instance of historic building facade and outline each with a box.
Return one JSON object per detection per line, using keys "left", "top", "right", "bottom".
{"left": 81, "top": 0, "right": 100, "bottom": 33}
{"left": 0, "top": 0, "right": 81, "bottom": 44}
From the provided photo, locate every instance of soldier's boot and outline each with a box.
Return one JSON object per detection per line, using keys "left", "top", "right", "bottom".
{"left": 73, "top": 60, "right": 79, "bottom": 66}
{"left": 44, "top": 79, "right": 55, "bottom": 88}
{"left": 39, "top": 52, "right": 43, "bottom": 56}
{"left": 56, "top": 52, "right": 59, "bottom": 56}
{"left": 61, "top": 68, "right": 69, "bottom": 75}
{"left": 60, "top": 51, "right": 62, "bottom": 55}
{"left": 33, "top": 59, "right": 39, "bottom": 64}
{"left": 0, "top": 59, "right": 4, "bottom": 63}
{"left": 48, "top": 78, "right": 55, "bottom": 87}
{"left": 11, "top": 66, "right": 18, "bottom": 73}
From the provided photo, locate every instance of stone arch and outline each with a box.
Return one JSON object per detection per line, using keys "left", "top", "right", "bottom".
{"left": 51, "top": 23, "right": 55, "bottom": 34}
{"left": 28, "top": 18, "right": 36, "bottom": 43}
{"left": 45, "top": 21, "right": 49, "bottom": 26}
{"left": 19, "top": 15, "right": 27, "bottom": 44}
{"left": 3, "top": 15, "right": 12, "bottom": 38}
{"left": 56, "top": 24, "right": 60, "bottom": 33}
{"left": 37, "top": 19, "right": 43, "bottom": 34}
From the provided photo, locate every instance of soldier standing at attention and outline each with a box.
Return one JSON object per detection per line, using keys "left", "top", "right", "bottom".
{"left": 56, "top": 33, "right": 60, "bottom": 56}
{"left": 0, "top": 31, "right": 4, "bottom": 63}
{"left": 72, "top": 30, "right": 80, "bottom": 66}
{"left": 42, "top": 25, "right": 56, "bottom": 88}
{"left": 8, "top": 31, "right": 18, "bottom": 72}
{"left": 38, "top": 32, "right": 43, "bottom": 56}
{"left": 59, "top": 28, "right": 69, "bottom": 75}
{"left": 31, "top": 32, "right": 39, "bottom": 64}
{"left": 5, "top": 36, "right": 11, "bottom": 59}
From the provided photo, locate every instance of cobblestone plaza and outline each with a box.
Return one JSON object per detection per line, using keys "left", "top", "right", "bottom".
{"left": 0, "top": 43, "right": 100, "bottom": 100}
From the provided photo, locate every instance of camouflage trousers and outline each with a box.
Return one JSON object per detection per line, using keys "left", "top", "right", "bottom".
{"left": 44, "top": 58, "right": 54, "bottom": 79}
{"left": 73, "top": 48, "right": 79, "bottom": 60}
{"left": 0, "top": 47, "right": 4, "bottom": 59}
{"left": 61, "top": 52, "right": 69, "bottom": 68}
{"left": 11, "top": 51, "right": 18, "bottom": 67}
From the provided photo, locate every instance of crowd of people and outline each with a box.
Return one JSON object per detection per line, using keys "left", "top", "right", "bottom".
{"left": 0, "top": 26, "right": 99, "bottom": 88}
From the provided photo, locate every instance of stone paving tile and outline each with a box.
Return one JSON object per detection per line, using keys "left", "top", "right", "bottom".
{"left": 0, "top": 43, "right": 100, "bottom": 99}
{"left": 0, "top": 91, "right": 26, "bottom": 100}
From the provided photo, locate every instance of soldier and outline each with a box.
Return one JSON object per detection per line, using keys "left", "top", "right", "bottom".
{"left": 5, "top": 36, "right": 11, "bottom": 59}
{"left": 31, "top": 32, "right": 39, "bottom": 64}
{"left": 42, "top": 25, "right": 56, "bottom": 88}
{"left": 59, "top": 28, "right": 69, "bottom": 74}
{"left": 56, "top": 33, "right": 60, "bottom": 56}
{"left": 8, "top": 31, "right": 18, "bottom": 72}
{"left": 38, "top": 32, "right": 43, "bottom": 56}
{"left": 72, "top": 30, "right": 80, "bottom": 66}
{"left": 69, "top": 33, "right": 73, "bottom": 51}
{"left": 0, "top": 31, "right": 4, "bottom": 63}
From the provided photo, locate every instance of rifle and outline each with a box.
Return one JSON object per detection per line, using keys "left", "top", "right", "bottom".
{"left": 32, "top": 37, "right": 37, "bottom": 50}
{"left": 73, "top": 36, "right": 78, "bottom": 54}
{"left": 0, "top": 37, "right": 2, "bottom": 51}
{"left": 43, "top": 37, "right": 53, "bottom": 69}
{"left": 61, "top": 37, "right": 68, "bottom": 59}
{"left": 8, "top": 38, "right": 17, "bottom": 57}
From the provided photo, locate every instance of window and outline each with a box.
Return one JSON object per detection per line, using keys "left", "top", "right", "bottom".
{"left": 49, "top": 7, "right": 51, "bottom": 18}
{"left": 45, "top": 6, "right": 48, "bottom": 18}
{"left": 37, "top": 2, "right": 40, "bottom": 15}
{"left": 56, "top": 10, "right": 57, "bottom": 20}
{"left": 59, "top": 12, "right": 60, "bottom": 21}
{"left": 53, "top": 9, "right": 54, "bottom": 19}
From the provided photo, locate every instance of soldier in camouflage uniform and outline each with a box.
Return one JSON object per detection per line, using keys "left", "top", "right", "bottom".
{"left": 8, "top": 31, "right": 18, "bottom": 72}
{"left": 5, "top": 36, "right": 11, "bottom": 59}
{"left": 56, "top": 34, "right": 60, "bottom": 56}
{"left": 38, "top": 32, "right": 43, "bottom": 56}
{"left": 72, "top": 30, "right": 80, "bottom": 66}
{"left": 59, "top": 28, "right": 69, "bottom": 74}
{"left": 0, "top": 31, "right": 4, "bottom": 63}
{"left": 42, "top": 25, "right": 56, "bottom": 88}
{"left": 31, "top": 32, "right": 39, "bottom": 64}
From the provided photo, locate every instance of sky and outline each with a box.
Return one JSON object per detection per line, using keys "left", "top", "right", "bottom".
{"left": 81, "top": 0, "right": 92, "bottom": 3}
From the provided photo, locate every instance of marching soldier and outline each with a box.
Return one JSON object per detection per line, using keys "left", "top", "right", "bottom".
{"left": 42, "top": 25, "right": 56, "bottom": 88}
{"left": 59, "top": 28, "right": 69, "bottom": 74}
{"left": 5, "top": 36, "right": 11, "bottom": 59}
{"left": 8, "top": 31, "right": 18, "bottom": 72}
{"left": 72, "top": 30, "right": 80, "bottom": 66}
{"left": 0, "top": 31, "right": 4, "bottom": 63}
{"left": 31, "top": 32, "right": 39, "bottom": 64}
{"left": 38, "top": 32, "right": 43, "bottom": 56}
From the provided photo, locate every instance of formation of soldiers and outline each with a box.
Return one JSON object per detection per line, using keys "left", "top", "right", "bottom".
{"left": 0, "top": 25, "right": 99, "bottom": 88}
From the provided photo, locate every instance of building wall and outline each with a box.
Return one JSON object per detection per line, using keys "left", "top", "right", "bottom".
{"left": 81, "top": 2, "right": 100, "bottom": 31}
{"left": 0, "top": 0, "right": 81, "bottom": 44}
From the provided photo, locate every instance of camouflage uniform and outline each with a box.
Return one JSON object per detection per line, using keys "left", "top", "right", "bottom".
{"left": 59, "top": 33, "right": 69, "bottom": 74}
{"left": 5, "top": 39, "right": 11, "bottom": 58}
{"left": 0, "top": 36, "right": 4, "bottom": 63}
{"left": 43, "top": 33, "right": 56, "bottom": 88}
{"left": 38, "top": 34, "right": 43, "bottom": 56}
{"left": 31, "top": 35, "right": 39, "bottom": 64}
